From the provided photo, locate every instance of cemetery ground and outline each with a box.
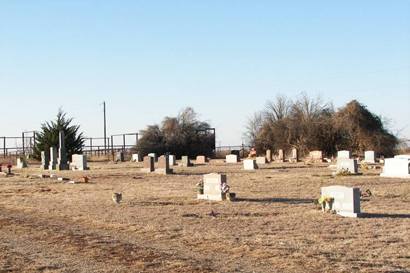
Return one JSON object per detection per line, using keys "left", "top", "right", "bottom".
{"left": 0, "top": 160, "right": 409, "bottom": 273}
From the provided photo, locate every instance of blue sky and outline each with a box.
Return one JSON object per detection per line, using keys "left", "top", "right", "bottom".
{"left": 1, "top": 1, "right": 409, "bottom": 145}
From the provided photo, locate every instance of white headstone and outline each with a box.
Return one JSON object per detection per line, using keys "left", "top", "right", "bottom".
{"left": 49, "top": 147, "right": 58, "bottom": 170}
{"left": 394, "top": 154, "right": 410, "bottom": 159}
{"left": 290, "top": 148, "right": 299, "bottom": 163}
{"left": 321, "top": 185, "right": 361, "bottom": 217}
{"left": 243, "top": 159, "right": 258, "bottom": 170}
{"left": 148, "top": 153, "right": 157, "bottom": 162}
{"left": 181, "top": 156, "right": 192, "bottom": 167}
{"left": 277, "top": 149, "right": 284, "bottom": 162}
{"left": 71, "top": 154, "right": 88, "bottom": 170}
{"left": 131, "top": 154, "right": 140, "bottom": 162}
{"left": 226, "top": 154, "right": 239, "bottom": 164}
{"left": 364, "top": 151, "right": 376, "bottom": 163}
{"left": 337, "top": 150, "right": 351, "bottom": 159}
{"left": 169, "top": 155, "right": 176, "bottom": 166}
{"left": 336, "top": 158, "right": 358, "bottom": 174}
{"left": 380, "top": 157, "right": 410, "bottom": 178}
{"left": 198, "top": 173, "right": 227, "bottom": 201}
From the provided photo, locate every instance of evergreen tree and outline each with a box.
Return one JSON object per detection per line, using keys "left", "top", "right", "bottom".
{"left": 33, "top": 110, "right": 85, "bottom": 159}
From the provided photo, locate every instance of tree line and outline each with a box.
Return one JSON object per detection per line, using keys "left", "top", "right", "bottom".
{"left": 245, "top": 94, "right": 398, "bottom": 157}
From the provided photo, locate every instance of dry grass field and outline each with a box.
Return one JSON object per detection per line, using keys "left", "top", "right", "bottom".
{"left": 0, "top": 160, "right": 409, "bottom": 273}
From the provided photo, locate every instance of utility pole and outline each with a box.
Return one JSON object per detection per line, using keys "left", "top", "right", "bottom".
{"left": 103, "top": 101, "right": 107, "bottom": 154}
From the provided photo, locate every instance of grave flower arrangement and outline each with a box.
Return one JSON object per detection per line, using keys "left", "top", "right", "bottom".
{"left": 196, "top": 179, "right": 204, "bottom": 194}
{"left": 318, "top": 195, "right": 334, "bottom": 212}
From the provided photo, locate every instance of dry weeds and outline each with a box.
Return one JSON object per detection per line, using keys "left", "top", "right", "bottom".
{"left": 0, "top": 161, "right": 409, "bottom": 273}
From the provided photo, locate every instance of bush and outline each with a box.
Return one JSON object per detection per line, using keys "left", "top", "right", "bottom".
{"left": 135, "top": 107, "right": 215, "bottom": 158}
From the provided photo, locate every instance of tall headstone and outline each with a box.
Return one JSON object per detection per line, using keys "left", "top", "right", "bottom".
{"left": 49, "top": 147, "right": 58, "bottom": 170}
{"left": 337, "top": 150, "right": 351, "bottom": 159}
{"left": 277, "top": 149, "right": 284, "bottom": 162}
{"left": 243, "top": 159, "right": 258, "bottom": 170}
{"left": 364, "top": 151, "right": 376, "bottom": 163}
{"left": 336, "top": 158, "right": 358, "bottom": 174}
{"left": 321, "top": 186, "right": 361, "bottom": 217}
{"left": 197, "top": 173, "right": 227, "bottom": 201}
{"left": 290, "top": 148, "right": 299, "bottom": 163}
{"left": 156, "top": 155, "right": 172, "bottom": 174}
{"left": 41, "top": 150, "right": 50, "bottom": 170}
{"left": 141, "top": 156, "right": 155, "bottom": 173}
{"left": 57, "top": 131, "right": 69, "bottom": 170}
{"left": 169, "top": 155, "right": 176, "bottom": 166}
{"left": 380, "top": 157, "right": 410, "bottom": 178}
{"left": 226, "top": 154, "right": 239, "bottom": 164}
{"left": 71, "top": 154, "right": 88, "bottom": 170}
{"left": 266, "top": 149, "right": 272, "bottom": 163}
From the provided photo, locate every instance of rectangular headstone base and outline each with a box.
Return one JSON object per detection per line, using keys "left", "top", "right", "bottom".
{"left": 141, "top": 168, "right": 154, "bottom": 173}
{"left": 197, "top": 193, "right": 225, "bottom": 201}
{"left": 380, "top": 173, "right": 410, "bottom": 179}
{"left": 155, "top": 168, "right": 173, "bottom": 175}
{"left": 337, "top": 211, "right": 363, "bottom": 218}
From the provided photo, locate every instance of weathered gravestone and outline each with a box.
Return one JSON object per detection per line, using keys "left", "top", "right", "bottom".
{"left": 141, "top": 156, "right": 155, "bottom": 173}
{"left": 49, "top": 147, "right": 58, "bottom": 170}
{"left": 196, "top": 155, "right": 208, "bottom": 164}
{"left": 57, "top": 131, "right": 69, "bottom": 170}
{"left": 277, "top": 149, "right": 284, "bottom": 162}
{"left": 197, "top": 173, "right": 228, "bottom": 201}
{"left": 380, "top": 156, "right": 410, "bottom": 178}
{"left": 181, "top": 156, "right": 193, "bottom": 167}
{"left": 131, "top": 154, "right": 141, "bottom": 162}
{"left": 290, "top": 148, "right": 299, "bottom": 163}
{"left": 116, "top": 151, "right": 125, "bottom": 162}
{"left": 321, "top": 185, "right": 362, "bottom": 217}
{"left": 337, "top": 150, "right": 351, "bottom": 159}
{"left": 364, "top": 151, "right": 376, "bottom": 163}
{"left": 266, "top": 149, "right": 272, "bottom": 163}
{"left": 307, "top": 150, "right": 324, "bottom": 163}
{"left": 41, "top": 150, "right": 50, "bottom": 170}
{"left": 71, "top": 154, "right": 88, "bottom": 170}
{"left": 256, "top": 156, "right": 266, "bottom": 165}
{"left": 16, "top": 157, "right": 27, "bottom": 169}
{"left": 226, "top": 154, "right": 239, "bottom": 164}
{"left": 156, "top": 155, "right": 172, "bottom": 174}
{"left": 243, "top": 159, "right": 258, "bottom": 170}
{"left": 336, "top": 158, "right": 358, "bottom": 174}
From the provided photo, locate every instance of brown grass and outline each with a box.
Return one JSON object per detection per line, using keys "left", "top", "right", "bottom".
{"left": 0, "top": 161, "right": 409, "bottom": 273}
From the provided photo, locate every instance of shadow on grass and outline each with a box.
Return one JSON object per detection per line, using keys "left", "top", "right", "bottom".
{"left": 235, "top": 197, "right": 314, "bottom": 204}
{"left": 361, "top": 213, "right": 410, "bottom": 219}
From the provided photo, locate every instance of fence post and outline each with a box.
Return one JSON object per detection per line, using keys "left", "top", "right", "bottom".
{"left": 22, "top": 132, "right": 25, "bottom": 156}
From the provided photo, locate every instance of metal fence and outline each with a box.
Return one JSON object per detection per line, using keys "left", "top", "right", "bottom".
{"left": 1, "top": 129, "right": 218, "bottom": 159}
